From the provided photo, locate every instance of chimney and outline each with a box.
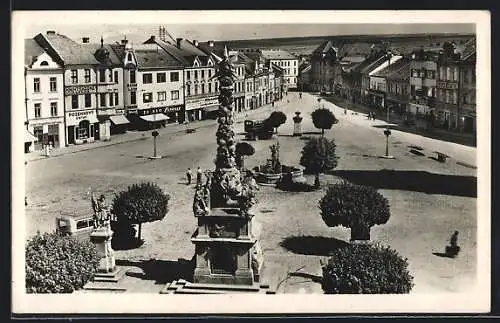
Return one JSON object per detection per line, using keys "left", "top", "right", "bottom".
{"left": 208, "top": 40, "right": 214, "bottom": 47}
{"left": 176, "top": 38, "right": 183, "bottom": 49}
{"left": 46, "top": 30, "right": 56, "bottom": 35}
{"left": 121, "top": 38, "right": 128, "bottom": 45}
{"left": 150, "top": 35, "right": 156, "bottom": 42}
{"left": 82, "top": 37, "right": 90, "bottom": 44}
{"left": 193, "top": 40, "right": 199, "bottom": 47}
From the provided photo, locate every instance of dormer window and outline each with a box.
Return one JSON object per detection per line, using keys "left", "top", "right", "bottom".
{"left": 127, "top": 53, "right": 133, "bottom": 62}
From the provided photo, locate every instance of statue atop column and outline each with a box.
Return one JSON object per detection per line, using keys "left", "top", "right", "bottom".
{"left": 197, "top": 46, "right": 256, "bottom": 216}
{"left": 91, "top": 191, "right": 111, "bottom": 229}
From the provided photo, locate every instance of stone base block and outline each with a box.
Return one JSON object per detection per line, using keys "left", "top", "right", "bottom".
{"left": 93, "top": 266, "right": 128, "bottom": 283}
{"left": 161, "top": 279, "right": 275, "bottom": 294}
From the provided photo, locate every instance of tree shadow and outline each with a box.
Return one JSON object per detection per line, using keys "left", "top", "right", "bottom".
{"left": 116, "top": 257, "right": 194, "bottom": 285}
{"left": 372, "top": 124, "right": 399, "bottom": 130}
{"left": 329, "top": 169, "right": 476, "bottom": 198}
{"left": 279, "top": 235, "right": 349, "bottom": 256}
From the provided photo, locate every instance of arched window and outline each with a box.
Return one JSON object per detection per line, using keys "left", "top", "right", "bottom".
{"left": 40, "top": 61, "right": 49, "bottom": 66}
{"left": 127, "top": 53, "right": 132, "bottom": 61}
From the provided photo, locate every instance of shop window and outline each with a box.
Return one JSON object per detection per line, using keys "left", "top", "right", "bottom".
{"left": 71, "top": 95, "right": 79, "bottom": 109}
{"left": 170, "top": 72, "right": 179, "bottom": 82}
{"left": 50, "top": 102, "right": 57, "bottom": 116}
{"left": 157, "top": 72, "right": 166, "bottom": 83}
{"left": 77, "top": 120, "right": 89, "bottom": 139}
{"left": 50, "top": 77, "right": 57, "bottom": 92}
{"left": 143, "top": 92, "right": 152, "bottom": 103}
{"left": 85, "top": 69, "right": 91, "bottom": 83}
{"left": 34, "top": 103, "right": 41, "bottom": 118}
{"left": 84, "top": 94, "right": 91, "bottom": 108}
{"left": 143, "top": 73, "right": 153, "bottom": 84}
{"left": 171, "top": 90, "right": 179, "bottom": 100}
{"left": 33, "top": 78, "right": 40, "bottom": 93}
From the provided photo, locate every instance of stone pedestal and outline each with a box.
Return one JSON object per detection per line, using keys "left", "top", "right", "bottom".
{"left": 89, "top": 225, "right": 127, "bottom": 283}
{"left": 293, "top": 113, "right": 303, "bottom": 136}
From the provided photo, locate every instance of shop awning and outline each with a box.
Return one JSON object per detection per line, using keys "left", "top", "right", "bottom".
{"left": 203, "top": 105, "right": 219, "bottom": 112}
{"left": 25, "top": 129, "right": 38, "bottom": 142}
{"left": 110, "top": 115, "right": 130, "bottom": 125}
{"left": 140, "top": 113, "right": 169, "bottom": 122}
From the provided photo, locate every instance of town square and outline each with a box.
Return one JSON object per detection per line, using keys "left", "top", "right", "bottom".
{"left": 13, "top": 10, "right": 489, "bottom": 314}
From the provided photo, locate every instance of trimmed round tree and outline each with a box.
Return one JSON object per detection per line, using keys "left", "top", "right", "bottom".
{"left": 321, "top": 243, "right": 414, "bottom": 294}
{"left": 319, "top": 181, "right": 390, "bottom": 241}
{"left": 265, "top": 111, "right": 287, "bottom": 134}
{"left": 235, "top": 142, "right": 255, "bottom": 169}
{"left": 25, "top": 232, "right": 99, "bottom": 293}
{"left": 112, "top": 182, "right": 170, "bottom": 242}
{"left": 311, "top": 108, "right": 338, "bottom": 137}
{"left": 299, "top": 137, "right": 338, "bottom": 188}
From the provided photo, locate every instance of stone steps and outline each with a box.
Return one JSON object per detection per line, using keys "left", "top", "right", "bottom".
{"left": 161, "top": 279, "right": 275, "bottom": 294}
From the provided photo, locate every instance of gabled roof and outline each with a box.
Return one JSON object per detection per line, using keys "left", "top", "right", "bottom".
{"left": 461, "top": 38, "right": 476, "bottom": 62}
{"left": 25, "top": 39, "right": 45, "bottom": 67}
{"left": 109, "top": 44, "right": 126, "bottom": 62}
{"left": 372, "top": 57, "right": 410, "bottom": 80}
{"left": 299, "top": 64, "right": 311, "bottom": 75}
{"left": 260, "top": 49, "right": 297, "bottom": 60}
{"left": 312, "top": 41, "right": 337, "bottom": 56}
{"left": 36, "top": 32, "right": 100, "bottom": 66}
{"left": 357, "top": 55, "right": 388, "bottom": 75}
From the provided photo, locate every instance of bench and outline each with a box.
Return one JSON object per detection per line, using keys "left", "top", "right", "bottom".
{"left": 433, "top": 151, "right": 449, "bottom": 162}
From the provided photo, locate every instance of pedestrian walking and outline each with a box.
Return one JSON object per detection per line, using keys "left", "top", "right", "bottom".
{"left": 186, "top": 168, "right": 192, "bottom": 185}
{"left": 299, "top": 92, "right": 302, "bottom": 99}
{"left": 196, "top": 167, "right": 203, "bottom": 186}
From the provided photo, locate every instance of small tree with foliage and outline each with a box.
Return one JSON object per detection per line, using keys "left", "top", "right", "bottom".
{"left": 112, "top": 182, "right": 170, "bottom": 242}
{"left": 321, "top": 243, "right": 414, "bottom": 294}
{"left": 235, "top": 142, "right": 255, "bottom": 170}
{"left": 300, "top": 137, "right": 338, "bottom": 187}
{"left": 25, "top": 232, "right": 99, "bottom": 293}
{"left": 319, "top": 181, "right": 390, "bottom": 241}
{"left": 311, "top": 108, "right": 338, "bottom": 137}
{"left": 265, "top": 111, "right": 287, "bottom": 134}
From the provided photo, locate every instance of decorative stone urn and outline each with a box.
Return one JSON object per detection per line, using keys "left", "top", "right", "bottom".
{"left": 293, "top": 111, "right": 303, "bottom": 136}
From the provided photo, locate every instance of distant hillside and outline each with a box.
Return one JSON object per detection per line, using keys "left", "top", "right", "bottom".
{"left": 219, "top": 33, "right": 475, "bottom": 57}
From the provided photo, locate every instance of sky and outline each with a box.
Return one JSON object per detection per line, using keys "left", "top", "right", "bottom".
{"left": 24, "top": 23, "right": 475, "bottom": 45}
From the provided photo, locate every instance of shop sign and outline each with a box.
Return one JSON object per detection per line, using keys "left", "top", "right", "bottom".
{"left": 186, "top": 100, "right": 202, "bottom": 111}
{"left": 436, "top": 80, "right": 458, "bottom": 90}
{"left": 65, "top": 85, "right": 97, "bottom": 96}
{"left": 139, "top": 105, "right": 184, "bottom": 116}
{"left": 67, "top": 110, "right": 96, "bottom": 125}
{"left": 200, "top": 97, "right": 218, "bottom": 108}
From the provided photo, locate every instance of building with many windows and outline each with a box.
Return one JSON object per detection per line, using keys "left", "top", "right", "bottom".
{"left": 409, "top": 49, "right": 438, "bottom": 117}
{"left": 146, "top": 36, "right": 218, "bottom": 122}
{"left": 24, "top": 38, "right": 65, "bottom": 151}
{"left": 34, "top": 31, "right": 102, "bottom": 145}
{"left": 309, "top": 41, "right": 343, "bottom": 94}
{"left": 260, "top": 50, "right": 299, "bottom": 90}
{"left": 119, "top": 42, "right": 185, "bottom": 130}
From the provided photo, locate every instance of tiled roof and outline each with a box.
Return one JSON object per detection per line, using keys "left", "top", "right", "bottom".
{"left": 260, "top": 49, "right": 297, "bottom": 60}
{"left": 41, "top": 32, "right": 100, "bottom": 65}
{"left": 134, "top": 49, "right": 184, "bottom": 69}
{"left": 372, "top": 57, "right": 411, "bottom": 80}
{"left": 358, "top": 55, "right": 388, "bottom": 74}
{"left": 312, "top": 41, "right": 333, "bottom": 55}
{"left": 83, "top": 43, "right": 122, "bottom": 66}
{"left": 340, "top": 55, "right": 366, "bottom": 64}
{"left": 109, "top": 44, "right": 126, "bottom": 62}
{"left": 25, "top": 39, "right": 45, "bottom": 66}
{"left": 461, "top": 38, "right": 476, "bottom": 62}
{"left": 338, "top": 42, "right": 374, "bottom": 57}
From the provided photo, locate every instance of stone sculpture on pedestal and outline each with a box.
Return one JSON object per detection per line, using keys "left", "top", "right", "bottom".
{"left": 162, "top": 47, "right": 272, "bottom": 294}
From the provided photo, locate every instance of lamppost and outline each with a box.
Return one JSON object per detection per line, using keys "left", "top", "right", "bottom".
{"left": 382, "top": 128, "right": 394, "bottom": 159}
{"left": 150, "top": 130, "right": 161, "bottom": 159}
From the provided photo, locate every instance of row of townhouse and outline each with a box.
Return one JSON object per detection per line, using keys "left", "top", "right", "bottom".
{"left": 24, "top": 31, "right": 287, "bottom": 152}
{"left": 300, "top": 39, "right": 476, "bottom": 133}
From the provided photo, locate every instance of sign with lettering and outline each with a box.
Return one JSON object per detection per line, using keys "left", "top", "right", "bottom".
{"left": 66, "top": 110, "right": 97, "bottom": 125}
{"left": 65, "top": 85, "right": 97, "bottom": 96}
{"left": 138, "top": 105, "right": 184, "bottom": 116}
{"left": 437, "top": 80, "right": 458, "bottom": 90}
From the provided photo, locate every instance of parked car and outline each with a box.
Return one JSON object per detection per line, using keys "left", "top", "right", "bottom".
{"left": 55, "top": 212, "right": 94, "bottom": 241}
{"left": 244, "top": 119, "right": 274, "bottom": 140}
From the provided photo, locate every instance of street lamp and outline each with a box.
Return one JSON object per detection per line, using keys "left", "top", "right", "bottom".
{"left": 150, "top": 130, "right": 161, "bottom": 159}
{"left": 382, "top": 128, "right": 394, "bottom": 159}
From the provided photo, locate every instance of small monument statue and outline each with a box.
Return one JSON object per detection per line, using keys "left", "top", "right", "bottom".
{"left": 91, "top": 192, "right": 110, "bottom": 229}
